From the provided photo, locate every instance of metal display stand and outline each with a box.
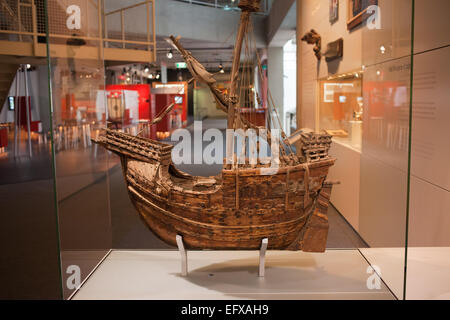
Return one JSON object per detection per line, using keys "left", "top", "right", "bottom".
{"left": 258, "top": 238, "right": 268, "bottom": 277}
{"left": 176, "top": 235, "right": 188, "bottom": 276}
{"left": 176, "top": 235, "right": 269, "bottom": 277}
{"left": 13, "top": 64, "right": 33, "bottom": 158}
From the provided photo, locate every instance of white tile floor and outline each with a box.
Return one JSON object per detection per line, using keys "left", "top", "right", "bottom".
{"left": 73, "top": 249, "right": 394, "bottom": 300}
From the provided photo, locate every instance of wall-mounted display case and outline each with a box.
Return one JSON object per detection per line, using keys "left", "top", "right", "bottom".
{"left": 318, "top": 71, "right": 363, "bottom": 150}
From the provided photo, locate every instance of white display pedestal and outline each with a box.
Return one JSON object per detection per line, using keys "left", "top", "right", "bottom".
{"left": 72, "top": 250, "right": 394, "bottom": 300}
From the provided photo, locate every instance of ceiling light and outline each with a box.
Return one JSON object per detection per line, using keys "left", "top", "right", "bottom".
{"left": 167, "top": 49, "right": 173, "bottom": 59}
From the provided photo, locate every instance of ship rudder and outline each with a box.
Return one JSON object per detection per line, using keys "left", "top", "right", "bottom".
{"left": 288, "top": 181, "right": 336, "bottom": 252}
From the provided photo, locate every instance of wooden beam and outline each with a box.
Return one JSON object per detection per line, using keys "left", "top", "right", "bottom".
{"left": 104, "top": 47, "right": 154, "bottom": 63}
{"left": 0, "top": 40, "right": 34, "bottom": 56}
{"left": 0, "top": 41, "right": 154, "bottom": 63}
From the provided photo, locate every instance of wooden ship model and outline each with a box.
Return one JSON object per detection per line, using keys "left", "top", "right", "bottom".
{"left": 93, "top": 0, "right": 336, "bottom": 252}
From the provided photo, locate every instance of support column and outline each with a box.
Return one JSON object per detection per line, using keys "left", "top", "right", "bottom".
{"left": 296, "top": 0, "right": 302, "bottom": 130}
{"left": 267, "top": 47, "right": 284, "bottom": 129}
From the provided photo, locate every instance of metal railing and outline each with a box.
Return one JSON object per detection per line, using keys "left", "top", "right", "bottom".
{"left": 104, "top": 0, "right": 155, "bottom": 51}
{"left": 173, "top": 0, "right": 270, "bottom": 15}
{"left": 0, "top": 0, "right": 156, "bottom": 57}
{"left": 0, "top": 0, "right": 38, "bottom": 42}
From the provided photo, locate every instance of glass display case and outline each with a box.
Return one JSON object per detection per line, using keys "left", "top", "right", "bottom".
{"left": 318, "top": 71, "right": 363, "bottom": 150}
{"left": 1, "top": 0, "right": 449, "bottom": 302}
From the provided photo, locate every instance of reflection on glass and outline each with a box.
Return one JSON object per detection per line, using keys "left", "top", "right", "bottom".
{"left": 358, "top": 56, "right": 412, "bottom": 301}
{"left": 45, "top": 0, "right": 112, "bottom": 299}
{"left": 0, "top": 61, "right": 62, "bottom": 298}
{"left": 406, "top": 42, "right": 450, "bottom": 300}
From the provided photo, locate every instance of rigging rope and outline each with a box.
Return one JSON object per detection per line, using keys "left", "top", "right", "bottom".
{"left": 248, "top": 19, "right": 297, "bottom": 162}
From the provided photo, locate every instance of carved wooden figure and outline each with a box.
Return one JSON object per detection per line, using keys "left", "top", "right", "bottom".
{"left": 301, "top": 29, "right": 322, "bottom": 60}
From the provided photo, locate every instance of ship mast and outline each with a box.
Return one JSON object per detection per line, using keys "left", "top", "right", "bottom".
{"left": 226, "top": 0, "right": 261, "bottom": 167}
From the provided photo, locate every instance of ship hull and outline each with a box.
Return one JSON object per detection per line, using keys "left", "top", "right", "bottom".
{"left": 94, "top": 129, "right": 336, "bottom": 252}
{"left": 122, "top": 155, "right": 335, "bottom": 251}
